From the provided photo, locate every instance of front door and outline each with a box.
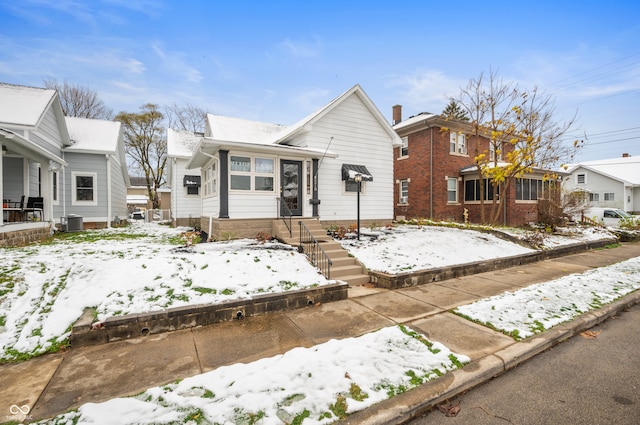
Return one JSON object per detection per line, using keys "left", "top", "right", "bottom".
{"left": 280, "top": 160, "right": 302, "bottom": 216}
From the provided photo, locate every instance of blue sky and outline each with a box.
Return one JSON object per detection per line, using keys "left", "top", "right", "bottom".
{"left": 1, "top": 0, "right": 639, "bottom": 162}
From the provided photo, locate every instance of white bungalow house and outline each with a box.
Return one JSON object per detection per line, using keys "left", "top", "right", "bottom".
{"left": 1, "top": 83, "right": 68, "bottom": 245}
{"left": 563, "top": 154, "right": 640, "bottom": 214}
{"left": 186, "top": 84, "right": 402, "bottom": 240}
{"left": 62, "top": 117, "right": 130, "bottom": 228}
{"left": 167, "top": 128, "right": 202, "bottom": 227}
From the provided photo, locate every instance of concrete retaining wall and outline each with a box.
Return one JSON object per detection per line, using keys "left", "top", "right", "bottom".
{"left": 70, "top": 282, "right": 348, "bottom": 348}
{"left": 369, "top": 238, "right": 619, "bottom": 290}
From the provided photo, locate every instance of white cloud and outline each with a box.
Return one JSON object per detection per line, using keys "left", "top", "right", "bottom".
{"left": 152, "top": 42, "right": 203, "bottom": 83}
{"left": 278, "top": 37, "right": 323, "bottom": 58}
{"left": 386, "top": 69, "right": 467, "bottom": 114}
{"left": 291, "top": 87, "right": 332, "bottom": 111}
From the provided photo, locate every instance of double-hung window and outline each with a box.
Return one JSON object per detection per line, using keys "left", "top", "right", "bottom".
{"left": 230, "top": 155, "right": 274, "bottom": 191}
{"left": 72, "top": 172, "right": 97, "bottom": 206}
{"left": 400, "top": 137, "right": 409, "bottom": 157}
{"left": 399, "top": 179, "right": 408, "bottom": 204}
{"left": 450, "top": 132, "right": 467, "bottom": 155}
{"left": 576, "top": 173, "right": 586, "bottom": 184}
{"left": 203, "top": 162, "right": 217, "bottom": 196}
{"left": 447, "top": 177, "right": 458, "bottom": 203}
{"left": 604, "top": 192, "right": 615, "bottom": 201}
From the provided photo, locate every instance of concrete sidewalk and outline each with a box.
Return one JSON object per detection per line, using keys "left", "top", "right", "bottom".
{"left": 2, "top": 242, "right": 640, "bottom": 424}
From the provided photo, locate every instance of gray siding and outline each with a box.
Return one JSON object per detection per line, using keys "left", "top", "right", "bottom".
{"left": 31, "top": 108, "right": 65, "bottom": 157}
{"left": 110, "top": 153, "right": 128, "bottom": 221}
{"left": 2, "top": 157, "right": 24, "bottom": 202}
{"left": 61, "top": 152, "right": 109, "bottom": 221}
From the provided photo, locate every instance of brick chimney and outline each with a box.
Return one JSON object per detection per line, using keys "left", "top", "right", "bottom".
{"left": 622, "top": 153, "right": 630, "bottom": 157}
{"left": 392, "top": 105, "right": 402, "bottom": 125}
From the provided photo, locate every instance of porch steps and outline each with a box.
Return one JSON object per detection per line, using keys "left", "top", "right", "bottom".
{"left": 272, "top": 219, "right": 371, "bottom": 286}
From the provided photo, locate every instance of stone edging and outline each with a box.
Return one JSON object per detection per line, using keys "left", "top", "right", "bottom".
{"left": 70, "top": 283, "right": 348, "bottom": 348}
{"left": 369, "top": 238, "right": 619, "bottom": 290}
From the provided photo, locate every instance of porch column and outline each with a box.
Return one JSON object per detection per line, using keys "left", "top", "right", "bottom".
{"left": 312, "top": 158, "right": 319, "bottom": 217}
{"left": 41, "top": 162, "right": 51, "bottom": 222}
{"left": 219, "top": 149, "right": 229, "bottom": 218}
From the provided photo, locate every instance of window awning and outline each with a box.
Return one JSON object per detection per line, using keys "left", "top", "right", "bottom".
{"left": 341, "top": 164, "right": 373, "bottom": 181}
{"left": 183, "top": 175, "right": 201, "bottom": 187}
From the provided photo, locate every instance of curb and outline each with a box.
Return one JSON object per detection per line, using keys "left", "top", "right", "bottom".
{"left": 339, "top": 289, "right": 640, "bottom": 424}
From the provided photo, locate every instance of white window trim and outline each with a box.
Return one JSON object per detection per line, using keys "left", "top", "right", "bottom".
{"left": 203, "top": 160, "right": 218, "bottom": 197}
{"left": 71, "top": 171, "right": 98, "bottom": 206}
{"left": 449, "top": 131, "right": 468, "bottom": 156}
{"left": 229, "top": 155, "right": 275, "bottom": 192}
{"left": 447, "top": 177, "right": 459, "bottom": 204}
{"left": 52, "top": 170, "right": 59, "bottom": 206}
{"left": 576, "top": 173, "right": 587, "bottom": 184}
{"left": 399, "top": 136, "right": 409, "bottom": 158}
{"left": 399, "top": 179, "right": 409, "bottom": 204}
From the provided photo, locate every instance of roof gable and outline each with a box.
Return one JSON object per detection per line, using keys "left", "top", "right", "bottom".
{"left": 167, "top": 128, "right": 202, "bottom": 158}
{"left": 0, "top": 83, "right": 57, "bottom": 127}
{"left": 566, "top": 156, "right": 640, "bottom": 185}
{"left": 65, "top": 116, "right": 122, "bottom": 153}
{"left": 274, "top": 84, "right": 401, "bottom": 145}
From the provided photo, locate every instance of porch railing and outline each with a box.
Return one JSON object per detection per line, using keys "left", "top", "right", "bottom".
{"left": 277, "top": 197, "right": 293, "bottom": 238}
{"left": 298, "top": 220, "right": 332, "bottom": 279}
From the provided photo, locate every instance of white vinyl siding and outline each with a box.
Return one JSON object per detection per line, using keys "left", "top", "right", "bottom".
{"left": 171, "top": 157, "right": 203, "bottom": 220}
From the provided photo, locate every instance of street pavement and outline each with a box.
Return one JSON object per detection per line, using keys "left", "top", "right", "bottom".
{"left": 1, "top": 242, "right": 639, "bottom": 424}
{"left": 409, "top": 303, "right": 640, "bottom": 425}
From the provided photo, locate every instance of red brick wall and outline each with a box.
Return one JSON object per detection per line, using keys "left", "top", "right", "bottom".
{"left": 394, "top": 124, "right": 539, "bottom": 226}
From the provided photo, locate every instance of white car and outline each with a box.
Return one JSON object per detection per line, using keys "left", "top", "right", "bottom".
{"left": 130, "top": 211, "right": 144, "bottom": 220}
{"left": 584, "top": 208, "right": 638, "bottom": 227}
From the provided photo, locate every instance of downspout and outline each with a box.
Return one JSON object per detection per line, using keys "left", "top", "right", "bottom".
{"left": 62, "top": 152, "right": 66, "bottom": 220}
{"left": 106, "top": 154, "right": 112, "bottom": 228}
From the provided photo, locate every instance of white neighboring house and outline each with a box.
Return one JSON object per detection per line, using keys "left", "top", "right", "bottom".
{"left": 563, "top": 154, "right": 640, "bottom": 214}
{"left": 187, "top": 84, "right": 402, "bottom": 239}
{"left": 62, "top": 117, "right": 130, "bottom": 227}
{"left": 167, "top": 128, "right": 202, "bottom": 227}
{"left": 1, "top": 83, "right": 68, "bottom": 244}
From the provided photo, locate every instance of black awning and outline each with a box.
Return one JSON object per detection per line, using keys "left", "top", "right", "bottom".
{"left": 183, "top": 175, "right": 201, "bottom": 187}
{"left": 341, "top": 164, "right": 373, "bottom": 181}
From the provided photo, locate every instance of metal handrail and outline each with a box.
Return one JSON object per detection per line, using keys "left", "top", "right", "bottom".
{"left": 277, "top": 197, "right": 293, "bottom": 237}
{"left": 298, "top": 220, "right": 332, "bottom": 279}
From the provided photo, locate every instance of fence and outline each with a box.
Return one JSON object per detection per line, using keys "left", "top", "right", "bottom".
{"left": 145, "top": 209, "right": 171, "bottom": 223}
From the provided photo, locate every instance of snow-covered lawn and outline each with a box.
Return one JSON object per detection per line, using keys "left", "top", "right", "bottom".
{"left": 36, "top": 325, "right": 469, "bottom": 425}
{"left": 3, "top": 222, "right": 638, "bottom": 424}
{"left": 455, "top": 255, "right": 640, "bottom": 339}
{"left": 338, "top": 224, "right": 615, "bottom": 274}
{"left": 0, "top": 222, "right": 621, "bottom": 362}
{"left": 0, "top": 224, "right": 333, "bottom": 362}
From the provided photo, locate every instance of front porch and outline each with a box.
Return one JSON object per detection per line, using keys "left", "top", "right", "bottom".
{"left": 0, "top": 221, "right": 52, "bottom": 247}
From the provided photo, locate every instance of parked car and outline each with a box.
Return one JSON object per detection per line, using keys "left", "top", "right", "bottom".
{"left": 584, "top": 208, "right": 638, "bottom": 227}
{"left": 130, "top": 211, "right": 144, "bottom": 220}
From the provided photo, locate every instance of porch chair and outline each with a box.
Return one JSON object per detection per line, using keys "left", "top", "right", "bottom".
{"left": 23, "top": 196, "right": 44, "bottom": 221}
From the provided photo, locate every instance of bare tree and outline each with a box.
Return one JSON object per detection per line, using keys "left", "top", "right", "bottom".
{"left": 164, "top": 103, "right": 206, "bottom": 133}
{"left": 454, "top": 70, "right": 582, "bottom": 224}
{"left": 43, "top": 78, "right": 113, "bottom": 119}
{"left": 115, "top": 104, "right": 166, "bottom": 209}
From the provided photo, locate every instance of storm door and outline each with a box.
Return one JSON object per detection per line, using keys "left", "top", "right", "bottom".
{"left": 280, "top": 160, "right": 303, "bottom": 216}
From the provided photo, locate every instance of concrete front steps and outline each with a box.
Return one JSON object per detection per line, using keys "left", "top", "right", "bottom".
{"left": 272, "top": 219, "right": 371, "bottom": 286}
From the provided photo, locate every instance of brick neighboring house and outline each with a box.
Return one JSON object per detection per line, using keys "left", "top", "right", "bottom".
{"left": 391, "top": 105, "right": 562, "bottom": 227}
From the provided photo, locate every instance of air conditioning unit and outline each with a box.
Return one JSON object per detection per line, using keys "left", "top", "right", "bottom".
{"left": 399, "top": 196, "right": 408, "bottom": 204}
